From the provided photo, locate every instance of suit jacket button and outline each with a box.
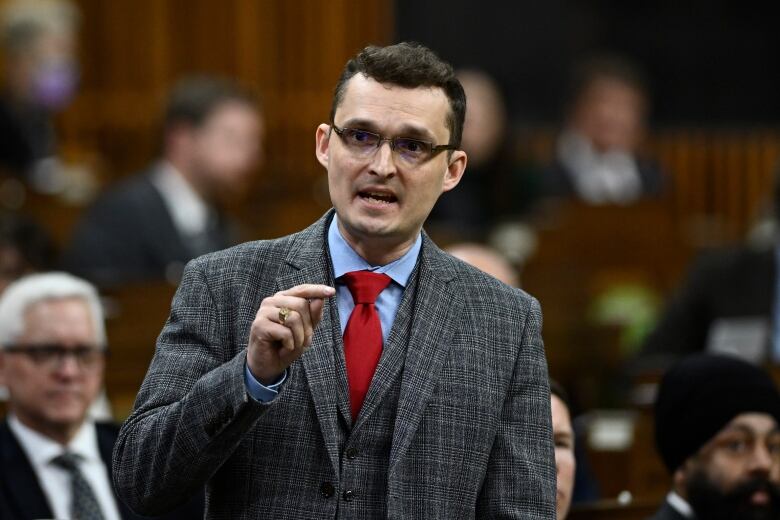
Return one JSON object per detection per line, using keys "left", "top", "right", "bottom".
{"left": 320, "top": 482, "right": 335, "bottom": 498}
{"left": 343, "top": 489, "right": 355, "bottom": 502}
{"left": 345, "top": 447, "right": 359, "bottom": 460}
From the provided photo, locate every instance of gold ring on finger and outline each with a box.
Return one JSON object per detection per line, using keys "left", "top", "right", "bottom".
{"left": 278, "top": 307, "right": 291, "bottom": 324}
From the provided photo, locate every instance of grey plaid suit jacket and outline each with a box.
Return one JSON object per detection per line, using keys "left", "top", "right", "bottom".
{"left": 113, "top": 210, "right": 555, "bottom": 519}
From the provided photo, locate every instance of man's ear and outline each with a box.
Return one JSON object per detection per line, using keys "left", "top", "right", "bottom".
{"left": 672, "top": 458, "right": 695, "bottom": 498}
{"left": 442, "top": 150, "right": 467, "bottom": 193}
{"left": 165, "top": 123, "right": 195, "bottom": 156}
{"left": 315, "top": 123, "right": 332, "bottom": 169}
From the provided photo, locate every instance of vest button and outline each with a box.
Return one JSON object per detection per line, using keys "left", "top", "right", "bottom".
{"left": 343, "top": 489, "right": 355, "bottom": 502}
{"left": 345, "top": 447, "right": 359, "bottom": 460}
{"left": 320, "top": 482, "right": 335, "bottom": 498}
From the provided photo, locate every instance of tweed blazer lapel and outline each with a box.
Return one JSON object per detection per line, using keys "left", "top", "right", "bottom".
{"left": 274, "top": 210, "right": 349, "bottom": 476}
{"left": 387, "top": 236, "right": 464, "bottom": 473}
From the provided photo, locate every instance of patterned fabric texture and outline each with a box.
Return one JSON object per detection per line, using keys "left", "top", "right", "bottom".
{"left": 52, "top": 452, "right": 106, "bottom": 520}
{"left": 113, "top": 210, "right": 556, "bottom": 519}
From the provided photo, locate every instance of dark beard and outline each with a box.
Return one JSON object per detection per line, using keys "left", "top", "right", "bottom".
{"left": 686, "top": 470, "right": 780, "bottom": 520}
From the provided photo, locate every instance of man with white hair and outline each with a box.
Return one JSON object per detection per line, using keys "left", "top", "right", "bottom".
{"left": 0, "top": 272, "right": 202, "bottom": 520}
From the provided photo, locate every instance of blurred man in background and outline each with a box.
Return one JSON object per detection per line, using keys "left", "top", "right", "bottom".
{"left": 427, "top": 69, "right": 507, "bottom": 239}
{"left": 640, "top": 170, "right": 780, "bottom": 368}
{"left": 65, "top": 76, "right": 264, "bottom": 286}
{"left": 0, "top": 0, "right": 79, "bottom": 184}
{"left": 651, "top": 354, "right": 780, "bottom": 520}
{"left": 545, "top": 55, "right": 663, "bottom": 205}
{"left": 0, "top": 272, "right": 202, "bottom": 519}
{"left": 427, "top": 68, "right": 541, "bottom": 241}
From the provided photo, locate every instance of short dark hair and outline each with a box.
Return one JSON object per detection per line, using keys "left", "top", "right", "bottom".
{"left": 163, "top": 76, "right": 258, "bottom": 132}
{"left": 550, "top": 379, "right": 571, "bottom": 411}
{"left": 569, "top": 54, "right": 649, "bottom": 107}
{"left": 329, "top": 42, "right": 466, "bottom": 148}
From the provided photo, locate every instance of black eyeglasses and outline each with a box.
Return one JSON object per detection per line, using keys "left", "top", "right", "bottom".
{"left": 330, "top": 124, "right": 457, "bottom": 166}
{"left": 4, "top": 344, "right": 106, "bottom": 371}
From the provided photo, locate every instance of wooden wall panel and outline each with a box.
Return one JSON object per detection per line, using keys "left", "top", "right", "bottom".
{"left": 54, "top": 0, "right": 394, "bottom": 240}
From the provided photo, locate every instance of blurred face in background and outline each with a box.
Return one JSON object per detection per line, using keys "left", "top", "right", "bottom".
{"left": 570, "top": 77, "right": 646, "bottom": 154}
{"left": 552, "top": 394, "right": 576, "bottom": 519}
{"left": 457, "top": 70, "right": 506, "bottom": 168}
{"left": 0, "top": 297, "right": 104, "bottom": 444}
{"left": 680, "top": 413, "right": 780, "bottom": 520}
{"left": 178, "top": 100, "right": 263, "bottom": 200}
{"left": 7, "top": 27, "right": 78, "bottom": 110}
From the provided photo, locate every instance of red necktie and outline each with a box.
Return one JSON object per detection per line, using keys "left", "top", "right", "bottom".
{"left": 342, "top": 270, "right": 392, "bottom": 420}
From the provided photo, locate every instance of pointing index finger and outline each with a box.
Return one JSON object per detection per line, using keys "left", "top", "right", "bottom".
{"left": 279, "top": 284, "right": 336, "bottom": 299}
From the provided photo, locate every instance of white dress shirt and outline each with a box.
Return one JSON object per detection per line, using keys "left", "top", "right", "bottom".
{"left": 666, "top": 491, "right": 695, "bottom": 518}
{"left": 150, "top": 161, "right": 211, "bottom": 237}
{"left": 557, "top": 130, "right": 643, "bottom": 205}
{"left": 8, "top": 415, "right": 122, "bottom": 520}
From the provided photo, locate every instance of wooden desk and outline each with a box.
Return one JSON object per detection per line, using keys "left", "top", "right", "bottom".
{"left": 569, "top": 498, "right": 658, "bottom": 520}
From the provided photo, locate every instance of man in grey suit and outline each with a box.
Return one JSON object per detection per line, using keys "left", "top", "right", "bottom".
{"left": 113, "top": 42, "right": 555, "bottom": 519}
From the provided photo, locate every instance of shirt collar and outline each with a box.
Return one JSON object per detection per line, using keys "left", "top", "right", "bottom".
{"left": 8, "top": 414, "right": 101, "bottom": 467}
{"left": 666, "top": 491, "right": 695, "bottom": 518}
{"left": 151, "top": 161, "right": 212, "bottom": 236}
{"left": 327, "top": 214, "right": 421, "bottom": 288}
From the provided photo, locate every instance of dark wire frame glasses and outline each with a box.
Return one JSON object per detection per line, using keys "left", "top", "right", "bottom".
{"left": 4, "top": 344, "right": 107, "bottom": 371}
{"left": 330, "top": 123, "right": 457, "bottom": 165}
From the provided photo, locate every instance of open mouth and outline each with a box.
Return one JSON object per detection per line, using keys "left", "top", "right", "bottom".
{"left": 751, "top": 489, "right": 770, "bottom": 505}
{"left": 358, "top": 190, "right": 398, "bottom": 204}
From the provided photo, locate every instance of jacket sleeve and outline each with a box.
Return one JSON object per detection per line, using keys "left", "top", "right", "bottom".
{"left": 476, "top": 296, "right": 557, "bottom": 519}
{"left": 111, "top": 257, "right": 272, "bottom": 516}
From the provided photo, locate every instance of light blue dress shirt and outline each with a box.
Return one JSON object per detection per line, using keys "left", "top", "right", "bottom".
{"left": 245, "top": 215, "right": 422, "bottom": 402}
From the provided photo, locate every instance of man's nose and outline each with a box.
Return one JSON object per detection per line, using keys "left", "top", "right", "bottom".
{"left": 369, "top": 140, "right": 397, "bottom": 177}
{"left": 54, "top": 353, "right": 81, "bottom": 378}
{"left": 749, "top": 443, "right": 775, "bottom": 474}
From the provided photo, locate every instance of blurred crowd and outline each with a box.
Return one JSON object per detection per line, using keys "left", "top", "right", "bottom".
{"left": 2, "top": 1, "right": 780, "bottom": 519}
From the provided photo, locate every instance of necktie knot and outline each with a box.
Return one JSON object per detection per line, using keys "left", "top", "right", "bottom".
{"left": 342, "top": 271, "right": 392, "bottom": 304}
{"left": 52, "top": 451, "right": 81, "bottom": 471}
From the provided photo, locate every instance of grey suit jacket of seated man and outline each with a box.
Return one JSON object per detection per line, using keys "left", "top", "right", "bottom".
{"left": 112, "top": 210, "right": 556, "bottom": 519}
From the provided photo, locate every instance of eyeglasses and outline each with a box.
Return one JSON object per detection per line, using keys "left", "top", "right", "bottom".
{"left": 330, "top": 124, "right": 457, "bottom": 166}
{"left": 4, "top": 344, "right": 106, "bottom": 371}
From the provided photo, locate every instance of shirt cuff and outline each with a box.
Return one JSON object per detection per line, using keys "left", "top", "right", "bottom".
{"left": 244, "top": 364, "right": 287, "bottom": 403}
